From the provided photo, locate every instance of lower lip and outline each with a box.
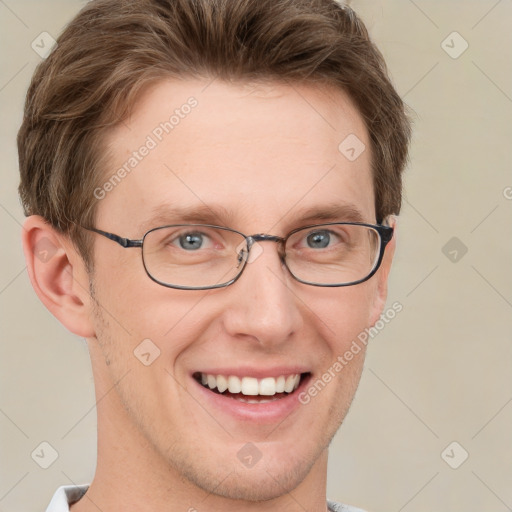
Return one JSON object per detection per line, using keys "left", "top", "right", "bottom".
{"left": 191, "top": 374, "right": 311, "bottom": 423}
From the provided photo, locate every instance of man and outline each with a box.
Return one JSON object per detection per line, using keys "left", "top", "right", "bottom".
{"left": 18, "top": 0, "right": 411, "bottom": 510}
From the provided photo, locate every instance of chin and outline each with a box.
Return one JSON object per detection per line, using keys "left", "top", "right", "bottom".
{"left": 183, "top": 457, "right": 316, "bottom": 501}
{"left": 166, "top": 433, "right": 330, "bottom": 502}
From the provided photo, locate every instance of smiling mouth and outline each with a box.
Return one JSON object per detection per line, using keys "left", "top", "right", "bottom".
{"left": 193, "top": 372, "right": 310, "bottom": 404}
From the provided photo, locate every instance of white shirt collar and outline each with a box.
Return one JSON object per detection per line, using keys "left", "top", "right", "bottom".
{"left": 45, "top": 484, "right": 89, "bottom": 512}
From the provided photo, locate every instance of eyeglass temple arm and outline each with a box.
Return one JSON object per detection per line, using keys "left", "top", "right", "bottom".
{"left": 85, "top": 227, "right": 143, "bottom": 248}
{"left": 379, "top": 225, "right": 394, "bottom": 244}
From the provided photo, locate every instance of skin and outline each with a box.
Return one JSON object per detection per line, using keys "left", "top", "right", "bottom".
{"left": 23, "top": 79, "right": 395, "bottom": 512}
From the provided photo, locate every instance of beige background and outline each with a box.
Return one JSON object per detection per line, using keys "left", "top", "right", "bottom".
{"left": 1, "top": 1, "right": 511, "bottom": 511}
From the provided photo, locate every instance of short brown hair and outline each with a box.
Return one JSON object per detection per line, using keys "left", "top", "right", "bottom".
{"left": 18, "top": 0, "right": 412, "bottom": 268}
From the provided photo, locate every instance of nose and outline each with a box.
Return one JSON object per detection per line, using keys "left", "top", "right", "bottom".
{"left": 221, "top": 240, "right": 303, "bottom": 347}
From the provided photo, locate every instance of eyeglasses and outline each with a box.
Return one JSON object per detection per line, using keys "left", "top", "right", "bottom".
{"left": 84, "top": 222, "right": 393, "bottom": 290}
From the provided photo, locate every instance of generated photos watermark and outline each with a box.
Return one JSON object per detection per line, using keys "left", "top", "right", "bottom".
{"left": 298, "top": 301, "right": 403, "bottom": 405}
{"left": 93, "top": 96, "right": 198, "bottom": 200}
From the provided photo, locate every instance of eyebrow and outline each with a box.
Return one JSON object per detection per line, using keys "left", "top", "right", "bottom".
{"left": 138, "top": 204, "right": 232, "bottom": 233}
{"left": 291, "top": 204, "right": 367, "bottom": 224}
{"left": 137, "top": 202, "right": 369, "bottom": 234}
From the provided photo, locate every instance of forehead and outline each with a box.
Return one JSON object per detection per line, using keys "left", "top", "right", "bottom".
{"left": 98, "top": 79, "right": 374, "bottom": 234}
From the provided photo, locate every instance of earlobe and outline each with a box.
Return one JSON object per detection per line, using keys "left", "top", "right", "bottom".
{"left": 22, "top": 215, "right": 96, "bottom": 338}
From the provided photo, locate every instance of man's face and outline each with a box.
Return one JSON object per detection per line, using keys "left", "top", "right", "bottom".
{"left": 87, "top": 79, "right": 392, "bottom": 500}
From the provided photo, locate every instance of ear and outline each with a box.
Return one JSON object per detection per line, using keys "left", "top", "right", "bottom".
{"left": 21, "top": 215, "right": 96, "bottom": 338}
{"left": 368, "top": 216, "right": 397, "bottom": 326}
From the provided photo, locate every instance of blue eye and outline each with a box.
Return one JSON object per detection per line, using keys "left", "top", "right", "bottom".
{"left": 306, "top": 231, "right": 331, "bottom": 249}
{"left": 178, "top": 232, "right": 204, "bottom": 250}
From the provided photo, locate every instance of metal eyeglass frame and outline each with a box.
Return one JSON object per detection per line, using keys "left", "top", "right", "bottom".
{"left": 83, "top": 222, "right": 394, "bottom": 290}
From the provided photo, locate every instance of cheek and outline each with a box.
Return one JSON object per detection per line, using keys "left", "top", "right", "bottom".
{"left": 89, "top": 280, "right": 196, "bottom": 408}
{"left": 308, "top": 281, "right": 378, "bottom": 349}
{"left": 93, "top": 248, "right": 200, "bottom": 336}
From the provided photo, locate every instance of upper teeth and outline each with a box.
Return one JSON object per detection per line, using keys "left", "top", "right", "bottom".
{"left": 200, "top": 373, "right": 301, "bottom": 396}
